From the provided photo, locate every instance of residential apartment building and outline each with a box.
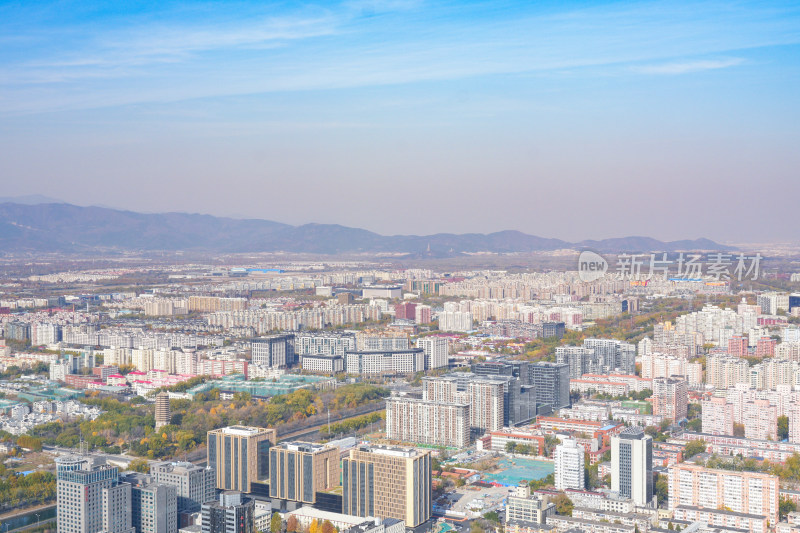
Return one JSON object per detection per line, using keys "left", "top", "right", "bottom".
{"left": 667, "top": 463, "right": 779, "bottom": 524}
{"left": 701, "top": 396, "right": 734, "bottom": 435}
{"left": 155, "top": 392, "right": 171, "bottom": 430}
{"left": 555, "top": 438, "right": 585, "bottom": 491}
{"left": 416, "top": 337, "right": 449, "bottom": 370}
{"left": 640, "top": 353, "right": 702, "bottom": 385}
{"left": 672, "top": 506, "right": 768, "bottom": 533}
{"left": 557, "top": 339, "right": 635, "bottom": 378}
{"left": 651, "top": 377, "right": 688, "bottom": 422}
{"left": 385, "top": 394, "right": 470, "bottom": 448}
{"left": 743, "top": 399, "right": 778, "bottom": 441}
{"left": 422, "top": 375, "right": 506, "bottom": 433}
{"left": 706, "top": 355, "right": 750, "bottom": 389}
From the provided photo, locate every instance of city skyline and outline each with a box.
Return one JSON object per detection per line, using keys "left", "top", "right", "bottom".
{"left": 1, "top": 0, "right": 799, "bottom": 242}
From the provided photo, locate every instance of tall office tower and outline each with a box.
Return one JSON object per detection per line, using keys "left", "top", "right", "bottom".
{"left": 417, "top": 337, "right": 449, "bottom": 370}
{"left": 155, "top": 392, "right": 171, "bottom": 430}
{"left": 651, "top": 377, "right": 688, "bottom": 422}
{"left": 120, "top": 473, "right": 178, "bottom": 533}
{"left": 103, "top": 482, "right": 134, "bottom": 533}
{"left": 611, "top": 427, "right": 653, "bottom": 507}
{"left": 250, "top": 334, "right": 296, "bottom": 368}
{"left": 385, "top": 394, "right": 471, "bottom": 448}
{"left": 554, "top": 439, "right": 585, "bottom": 491}
{"left": 56, "top": 456, "right": 133, "bottom": 533}
{"left": 667, "top": 464, "right": 779, "bottom": 524}
{"left": 342, "top": 446, "right": 432, "bottom": 528}
{"left": 530, "top": 362, "right": 570, "bottom": 410}
{"left": 201, "top": 492, "right": 254, "bottom": 533}
{"left": 269, "top": 442, "right": 340, "bottom": 504}
{"left": 150, "top": 462, "right": 216, "bottom": 514}
{"left": 207, "top": 426, "right": 276, "bottom": 493}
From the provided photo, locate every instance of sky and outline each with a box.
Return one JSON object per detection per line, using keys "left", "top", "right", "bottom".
{"left": 1, "top": 0, "right": 799, "bottom": 243}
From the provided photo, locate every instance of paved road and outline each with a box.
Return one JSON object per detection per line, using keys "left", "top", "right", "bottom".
{"left": 42, "top": 445, "right": 135, "bottom": 465}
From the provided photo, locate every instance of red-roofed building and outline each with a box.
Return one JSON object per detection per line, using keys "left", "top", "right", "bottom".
{"left": 107, "top": 374, "right": 127, "bottom": 386}
{"left": 65, "top": 374, "right": 100, "bottom": 389}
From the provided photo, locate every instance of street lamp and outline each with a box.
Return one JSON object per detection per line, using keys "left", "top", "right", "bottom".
{"left": 35, "top": 514, "right": 40, "bottom": 529}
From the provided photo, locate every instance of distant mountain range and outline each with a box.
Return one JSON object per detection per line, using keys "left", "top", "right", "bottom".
{"left": 0, "top": 202, "right": 733, "bottom": 254}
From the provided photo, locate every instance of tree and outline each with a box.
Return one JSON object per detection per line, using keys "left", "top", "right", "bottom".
{"left": 779, "top": 416, "right": 790, "bottom": 441}
{"left": 128, "top": 458, "right": 150, "bottom": 473}
{"left": 506, "top": 442, "right": 517, "bottom": 454}
{"left": 286, "top": 516, "right": 299, "bottom": 533}
{"left": 271, "top": 512, "right": 282, "bottom": 533}
{"left": 321, "top": 520, "right": 335, "bottom": 533}
{"left": 16, "top": 435, "right": 42, "bottom": 451}
{"left": 733, "top": 423, "right": 745, "bottom": 437}
{"left": 780, "top": 497, "right": 797, "bottom": 520}
{"left": 683, "top": 440, "right": 707, "bottom": 460}
{"left": 309, "top": 519, "right": 319, "bottom": 533}
{"left": 553, "top": 494, "right": 573, "bottom": 516}
{"left": 655, "top": 474, "right": 669, "bottom": 506}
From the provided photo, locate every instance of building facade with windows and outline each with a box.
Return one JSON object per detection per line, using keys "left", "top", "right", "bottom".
{"left": 207, "top": 426, "right": 276, "bottom": 493}
{"left": 342, "top": 446, "right": 431, "bottom": 528}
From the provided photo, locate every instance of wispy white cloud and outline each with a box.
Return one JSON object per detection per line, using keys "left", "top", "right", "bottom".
{"left": 1, "top": 0, "right": 799, "bottom": 115}
{"left": 633, "top": 57, "right": 745, "bottom": 75}
{"left": 28, "top": 14, "right": 341, "bottom": 70}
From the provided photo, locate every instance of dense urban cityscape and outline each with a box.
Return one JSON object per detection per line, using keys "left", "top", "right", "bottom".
{"left": 0, "top": 253, "right": 797, "bottom": 533}
{"left": 2, "top": 2, "right": 799, "bottom": 533}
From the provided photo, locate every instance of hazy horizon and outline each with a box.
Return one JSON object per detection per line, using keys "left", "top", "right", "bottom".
{"left": 2, "top": 1, "right": 799, "bottom": 243}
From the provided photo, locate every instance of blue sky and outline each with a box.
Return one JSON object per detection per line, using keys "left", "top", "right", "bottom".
{"left": 1, "top": 0, "right": 799, "bottom": 242}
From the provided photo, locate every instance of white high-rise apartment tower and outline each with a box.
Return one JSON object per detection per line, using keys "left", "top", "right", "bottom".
{"left": 554, "top": 438, "right": 585, "bottom": 490}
